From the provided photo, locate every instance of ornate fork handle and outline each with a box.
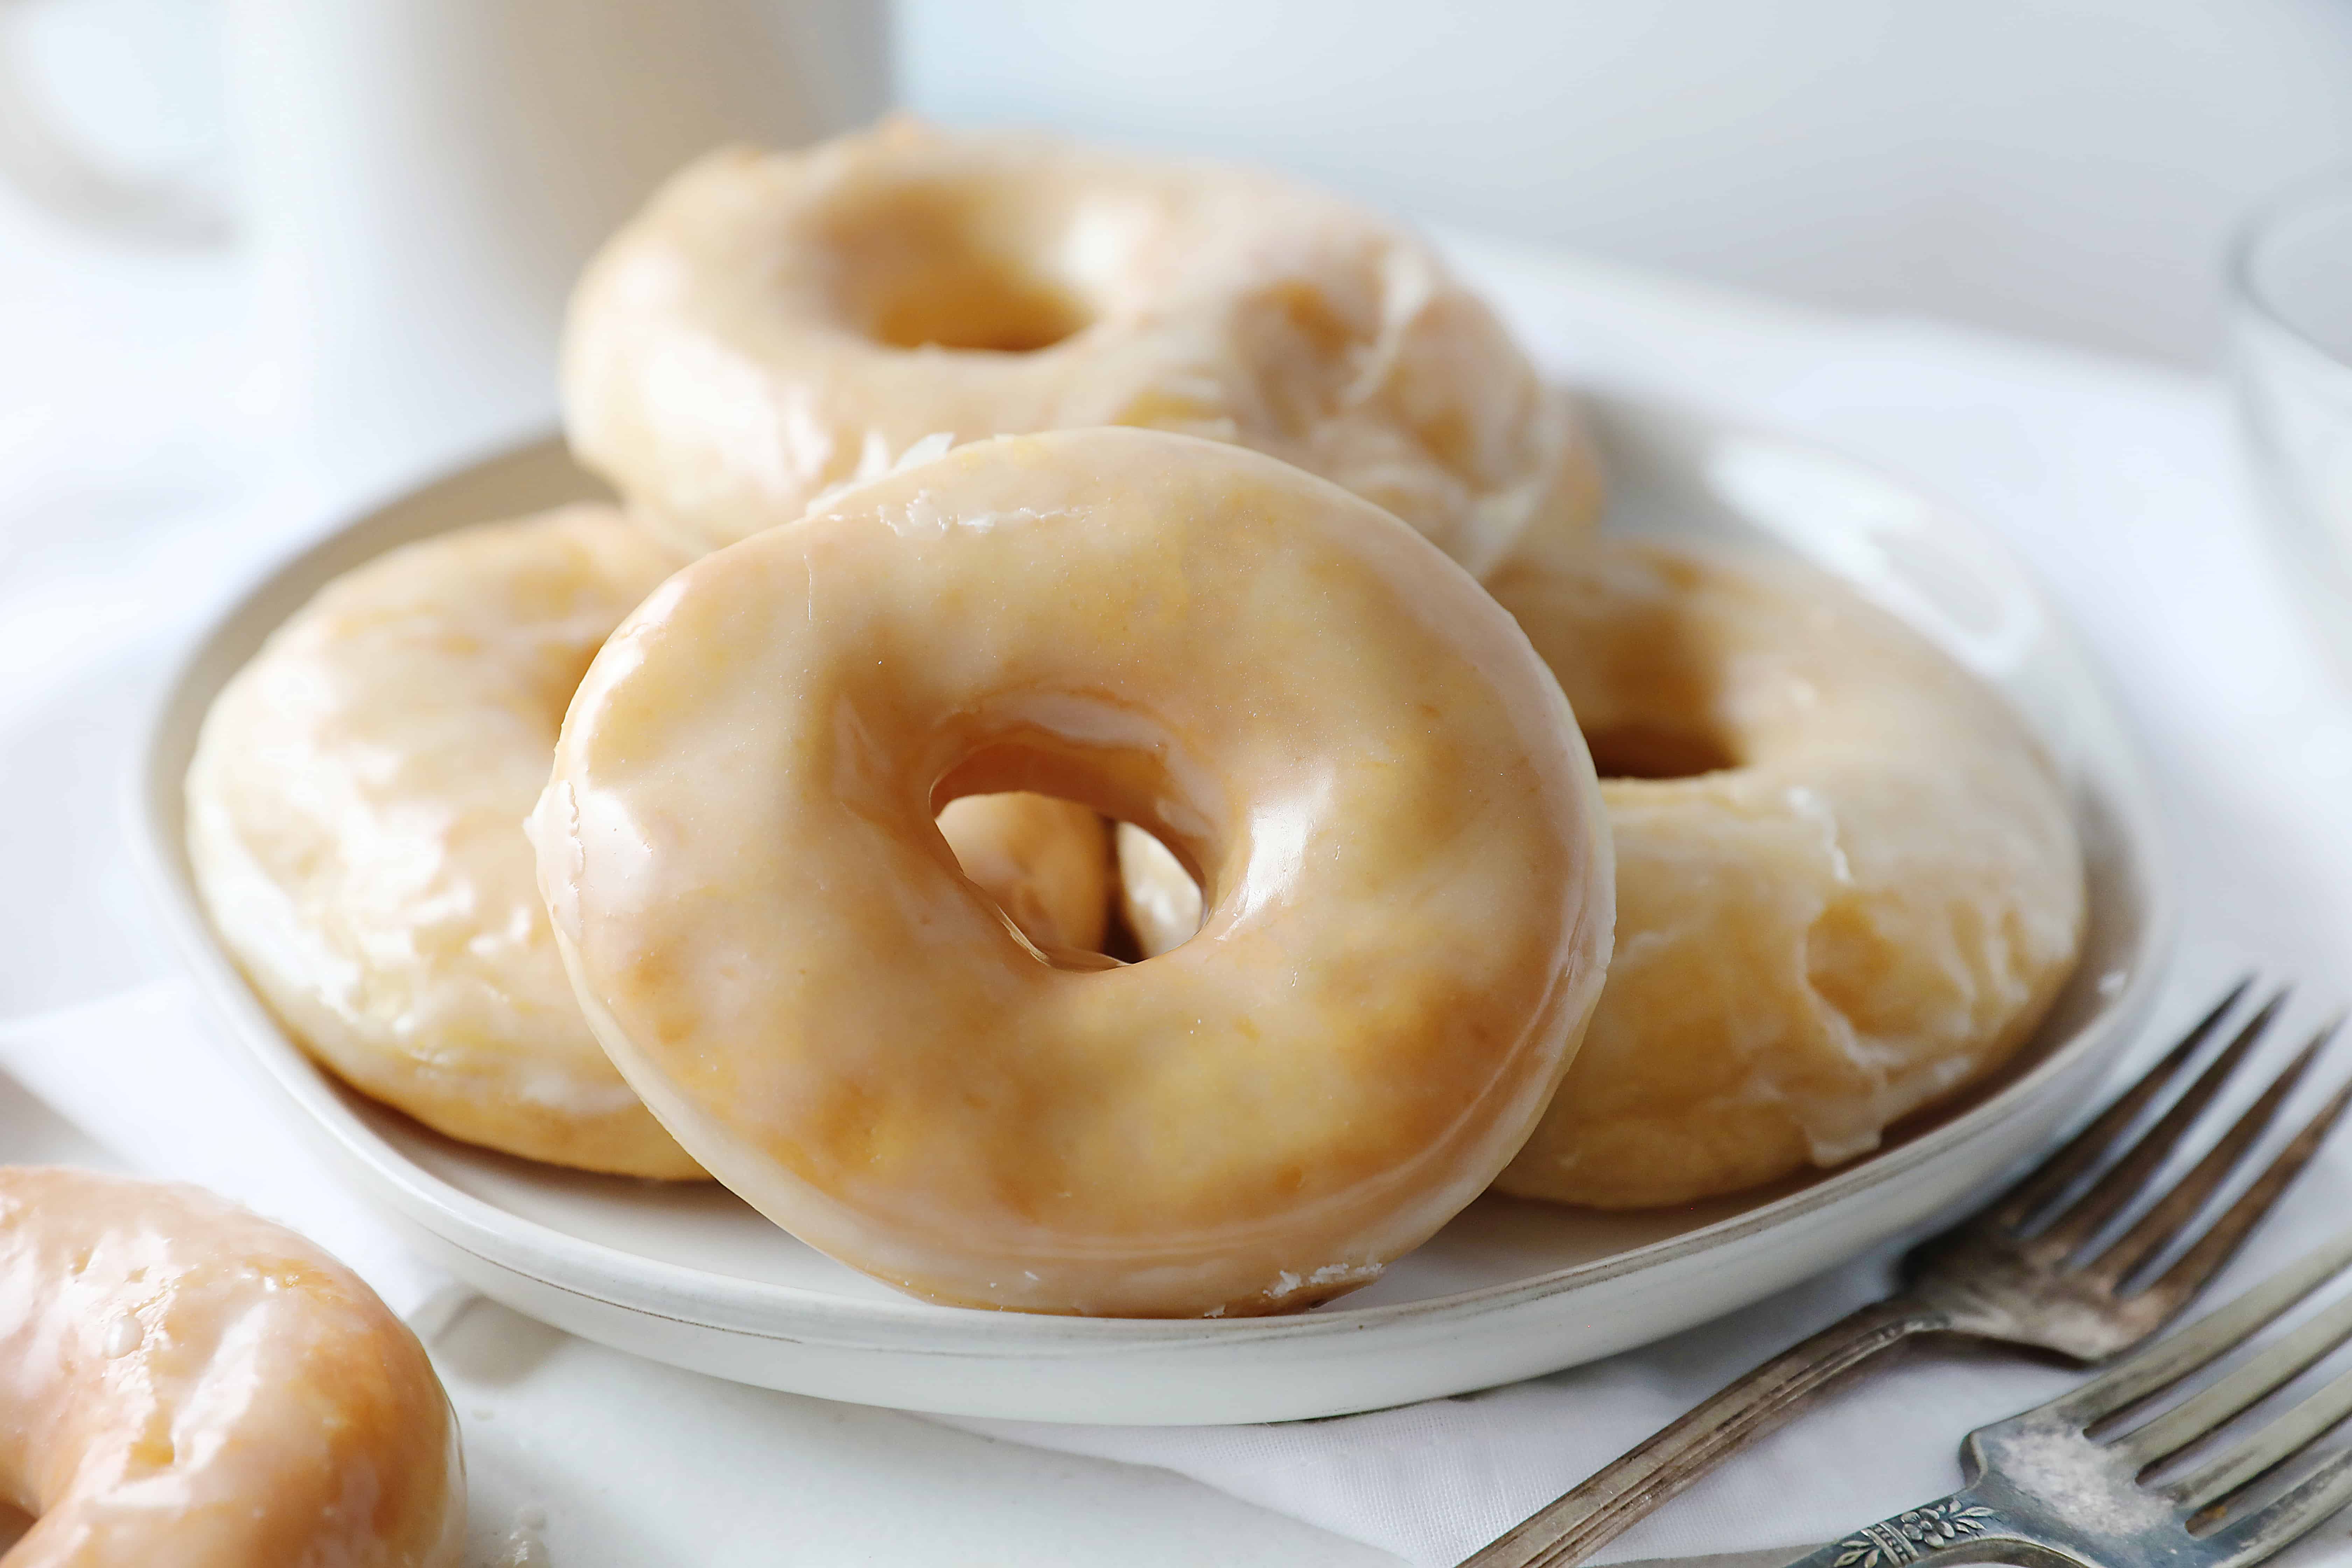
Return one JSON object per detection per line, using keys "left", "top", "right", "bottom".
{"left": 1462, "top": 1295, "right": 1953, "bottom": 1567}
{"left": 1778, "top": 1488, "right": 2058, "bottom": 1568}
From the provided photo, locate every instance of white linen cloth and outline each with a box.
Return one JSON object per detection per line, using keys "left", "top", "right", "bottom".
{"left": 8, "top": 234, "right": 2352, "bottom": 1567}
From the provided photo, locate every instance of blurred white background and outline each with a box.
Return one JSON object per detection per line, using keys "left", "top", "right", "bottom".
{"left": 6, "top": 0, "right": 2349, "bottom": 366}
{"left": 4, "top": 0, "right": 2339, "bottom": 660}
{"left": 899, "top": 0, "right": 2352, "bottom": 365}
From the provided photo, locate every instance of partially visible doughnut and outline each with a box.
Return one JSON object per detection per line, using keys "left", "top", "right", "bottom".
{"left": 1487, "top": 542, "right": 2085, "bottom": 1208}
{"left": 531, "top": 428, "right": 1612, "bottom": 1316}
{"left": 562, "top": 119, "right": 1600, "bottom": 575}
{"left": 938, "top": 793, "right": 1112, "bottom": 956}
{"left": 0, "top": 1167, "right": 461, "bottom": 1566}
{"left": 1115, "top": 822, "right": 1201, "bottom": 958}
{"left": 186, "top": 506, "right": 707, "bottom": 1179}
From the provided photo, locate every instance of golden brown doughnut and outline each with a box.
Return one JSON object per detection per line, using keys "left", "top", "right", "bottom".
{"left": 186, "top": 507, "right": 707, "bottom": 1179}
{"left": 0, "top": 1167, "right": 461, "bottom": 1566}
{"left": 1115, "top": 821, "right": 1202, "bottom": 958}
{"left": 530, "top": 429, "right": 1612, "bottom": 1315}
{"left": 562, "top": 119, "right": 1600, "bottom": 575}
{"left": 1489, "top": 542, "right": 2085, "bottom": 1208}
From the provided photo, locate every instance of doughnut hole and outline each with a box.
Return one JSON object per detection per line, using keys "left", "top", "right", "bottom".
{"left": 934, "top": 792, "right": 1116, "bottom": 962}
{"left": 1485, "top": 547, "right": 1739, "bottom": 783}
{"left": 816, "top": 177, "right": 1100, "bottom": 352}
{"left": 0, "top": 1503, "right": 27, "bottom": 1553}
{"left": 932, "top": 728, "right": 1218, "bottom": 970}
{"left": 1569, "top": 607, "right": 1740, "bottom": 783}
{"left": 1582, "top": 721, "right": 1737, "bottom": 781}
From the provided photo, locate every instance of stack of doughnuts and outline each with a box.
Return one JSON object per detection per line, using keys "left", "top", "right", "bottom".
{"left": 183, "top": 119, "right": 2084, "bottom": 1320}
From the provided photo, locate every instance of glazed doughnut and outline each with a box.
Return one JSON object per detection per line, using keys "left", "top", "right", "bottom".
{"left": 1486, "top": 542, "right": 2084, "bottom": 1208}
{"left": 0, "top": 1167, "right": 461, "bottom": 1566}
{"left": 937, "top": 793, "right": 1113, "bottom": 957}
{"left": 530, "top": 428, "right": 1612, "bottom": 1316}
{"left": 562, "top": 118, "right": 1600, "bottom": 575}
{"left": 186, "top": 506, "right": 707, "bottom": 1179}
{"left": 1115, "top": 822, "right": 1200, "bottom": 959}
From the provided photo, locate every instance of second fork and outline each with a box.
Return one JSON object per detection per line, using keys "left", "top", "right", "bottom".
{"left": 1785, "top": 1224, "right": 2352, "bottom": 1568}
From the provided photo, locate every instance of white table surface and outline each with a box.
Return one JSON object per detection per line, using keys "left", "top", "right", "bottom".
{"left": 4, "top": 177, "right": 2344, "bottom": 1568}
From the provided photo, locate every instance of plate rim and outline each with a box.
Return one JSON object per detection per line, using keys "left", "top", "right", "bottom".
{"left": 127, "top": 402, "right": 2179, "bottom": 1358}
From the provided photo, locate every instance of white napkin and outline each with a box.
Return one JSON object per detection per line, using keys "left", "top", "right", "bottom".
{"left": 10, "top": 238, "right": 2352, "bottom": 1567}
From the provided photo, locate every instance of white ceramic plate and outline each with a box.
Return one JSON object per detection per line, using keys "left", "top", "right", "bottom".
{"left": 132, "top": 395, "right": 2172, "bottom": 1424}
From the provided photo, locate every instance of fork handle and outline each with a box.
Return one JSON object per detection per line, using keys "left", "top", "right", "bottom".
{"left": 1459, "top": 1293, "right": 1952, "bottom": 1567}
{"left": 1778, "top": 1486, "right": 2052, "bottom": 1567}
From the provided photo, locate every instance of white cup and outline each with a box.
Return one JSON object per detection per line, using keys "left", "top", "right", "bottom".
{"left": 0, "top": 0, "right": 889, "bottom": 489}
{"left": 2234, "top": 173, "right": 2352, "bottom": 687}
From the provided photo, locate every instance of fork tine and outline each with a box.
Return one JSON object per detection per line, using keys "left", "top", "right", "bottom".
{"left": 2032, "top": 988, "right": 2289, "bottom": 1253}
{"left": 2168, "top": 1347, "right": 2352, "bottom": 1516}
{"left": 2136, "top": 1061, "right": 2352, "bottom": 1316}
{"left": 2058, "top": 1229, "right": 2352, "bottom": 1424}
{"left": 2202, "top": 1446, "right": 2352, "bottom": 1568}
{"left": 2085, "top": 1021, "right": 2340, "bottom": 1286}
{"left": 2115, "top": 1288, "right": 2352, "bottom": 1471}
{"left": 1989, "top": 976, "right": 2255, "bottom": 1230}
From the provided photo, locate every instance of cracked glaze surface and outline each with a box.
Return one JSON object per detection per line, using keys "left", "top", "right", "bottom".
{"left": 0, "top": 1168, "right": 461, "bottom": 1567}
{"left": 531, "top": 429, "right": 1613, "bottom": 1316}
{"left": 1489, "top": 542, "right": 2085, "bottom": 1209}
{"left": 561, "top": 118, "right": 1600, "bottom": 575}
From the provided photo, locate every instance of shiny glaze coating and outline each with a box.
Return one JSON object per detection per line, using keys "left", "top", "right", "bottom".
{"left": 186, "top": 507, "right": 706, "bottom": 1179}
{"left": 561, "top": 118, "right": 1600, "bottom": 576}
{"left": 0, "top": 1167, "right": 461, "bottom": 1566}
{"left": 531, "top": 429, "right": 1613, "bottom": 1316}
{"left": 1488, "top": 542, "right": 2085, "bottom": 1208}
{"left": 937, "top": 793, "right": 1113, "bottom": 957}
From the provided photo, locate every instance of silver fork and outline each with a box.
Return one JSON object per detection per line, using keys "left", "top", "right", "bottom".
{"left": 1783, "top": 1224, "right": 2352, "bottom": 1567}
{"left": 1465, "top": 980, "right": 2352, "bottom": 1568}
